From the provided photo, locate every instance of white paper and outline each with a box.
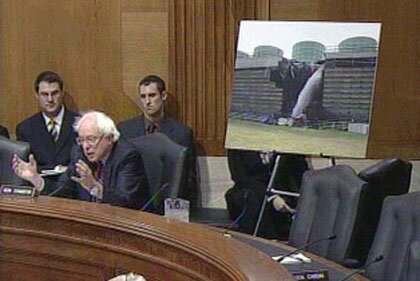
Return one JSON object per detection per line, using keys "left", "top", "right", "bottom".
{"left": 164, "top": 198, "right": 190, "bottom": 222}
{"left": 272, "top": 253, "right": 312, "bottom": 264}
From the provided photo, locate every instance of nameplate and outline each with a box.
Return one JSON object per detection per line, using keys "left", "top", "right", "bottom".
{"left": 164, "top": 198, "right": 190, "bottom": 222}
{"left": 0, "top": 185, "right": 37, "bottom": 197}
{"left": 291, "top": 269, "right": 329, "bottom": 281}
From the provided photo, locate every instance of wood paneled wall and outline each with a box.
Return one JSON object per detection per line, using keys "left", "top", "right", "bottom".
{"left": 168, "top": 0, "right": 420, "bottom": 158}
{"left": 268, "top": 0, "right": 420, "bottom": 159}
{"left": 122, "top": 0, "right": 168, "bottom": 109}
{"left": 168, "top": 0, "right": 271, "bottom": 155}
{"left": 0, "top": 0, "right": 166, "bottom": 137}
{"left": 1, "top": 0, "right": 419, "bottom": 158}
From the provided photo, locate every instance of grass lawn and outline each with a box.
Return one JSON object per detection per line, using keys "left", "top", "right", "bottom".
{"left": 225, "top": 118, "right": 368, "bottom": 158}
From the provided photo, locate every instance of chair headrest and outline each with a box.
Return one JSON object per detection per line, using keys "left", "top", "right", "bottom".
{"left": 358, "top": 158, "right": 412, "bottom": 183}
{"left": 0, "top": 137, "right": 30, "bottom": 160}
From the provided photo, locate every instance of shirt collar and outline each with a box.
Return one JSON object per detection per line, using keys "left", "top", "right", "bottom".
{"left": 42, "top": 106, "right": 65, "bottom": 127}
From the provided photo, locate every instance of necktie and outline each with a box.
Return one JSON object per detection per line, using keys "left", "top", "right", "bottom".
{"left": 146, "top": 123, "right": 157, "bottom": 134}
{"left": 95, "top": 161, "right": 105, "bottom": 184}
{"left": 48, "top": 119, "right": 59, "bottom": 142}
{"left": 90, "top": 162, "right": 104, "bottom": 203}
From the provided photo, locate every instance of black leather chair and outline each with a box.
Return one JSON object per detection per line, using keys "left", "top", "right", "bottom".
{"left": 349, "top": 158, "right": 412, "bottom": 264}
{"left": 129, "top": 133, "right": 188, "bottom": 214}
{"left": 365, "top": 192, "right": 420, "bottom": 281}
{"left": 0, "top": 136, "right": 30, "bottom": 185}
{"left": 407, "top": 240, "right": 420, "bottom": 281}
{"left": 288, "top": 164, "right": 369, "bottom": 264}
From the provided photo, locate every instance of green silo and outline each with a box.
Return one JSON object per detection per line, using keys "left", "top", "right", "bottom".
{"left": 339, "top": 36, "right": 378, "bottom": 53}
{"left": 292, "top": 41, "right": 325, "bottom": 63}
{"left": 253, "top": 45, "right": 283, "bottom": 58}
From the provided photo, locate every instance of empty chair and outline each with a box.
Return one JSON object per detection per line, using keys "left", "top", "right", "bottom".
{"left": 365, "top": 192, "right": 420, "bottom": 281}
{"left": 288, "top": 165, "right": 368, "bottom": 264}
{"left": 349, "top": 158, "right": 412, "bottom": 264}
{"left": 129, "top": 133, "right": 187, "bottom": 214}
{"left": 407, "top": 240, "right": 420, "bottom": 281}
{"left": 0, "top": 137, "right": 30, "bottom": 185}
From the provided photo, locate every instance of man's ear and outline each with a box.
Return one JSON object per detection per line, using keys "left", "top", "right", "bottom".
{"left": 162, "top": 91, "right": 168, "bottom": 101}
{"left": 105, "top": 135, "right": 115, "bottom": 145}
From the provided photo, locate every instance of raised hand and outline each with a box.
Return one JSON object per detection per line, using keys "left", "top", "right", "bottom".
{"left": 71, "top": 160, "right": 102, "bottom": 194}
{"left": 12, "top": 154, "right": 43, "bottom": 189}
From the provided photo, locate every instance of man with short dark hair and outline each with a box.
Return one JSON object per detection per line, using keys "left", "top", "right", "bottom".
{"left": 118, "top": 75, "right": 199, "bottom": 210}
{"left": 12, "top": 111, "right": 150, "bottom": 210}
{"left": 16, "top": 71, "right": 78, "bottom": 171}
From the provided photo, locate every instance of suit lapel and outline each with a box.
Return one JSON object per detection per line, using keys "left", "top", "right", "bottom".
{"left": 160, "top": 118, "right": 175, "bottom": 139}
{"left": 55, "top": 110, "right": 73, "bottom": 153}
{"left": 102, "top": 144, "right": 116, "bottom": 201}
{"left": 36, "top": 113, "right": 56, "bottom": 152}
{"left": 138, "top": 116, "right": 146, "bottom": 135}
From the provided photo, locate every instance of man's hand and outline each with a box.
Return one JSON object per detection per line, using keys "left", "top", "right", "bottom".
{"left": 12, "top": 154, "right": 43, "bottom": 189}
{"left": 259, "top": 150, "right": 275, "bottom": 165}
{"left": 71, "top": 160, "right": 102, "bottom": 194}
{"left": 268, "top": 194, "right": 292, "bottom": 212}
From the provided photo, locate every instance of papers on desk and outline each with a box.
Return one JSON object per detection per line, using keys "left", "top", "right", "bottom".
{"left": 108, "top": 272, "right": 146, "bottom": 281}
{"left": 272, "top": 253, "right": 312, "bottom": 264}
{"left": 41, "top": 166, "right": 67, "bottom": 177}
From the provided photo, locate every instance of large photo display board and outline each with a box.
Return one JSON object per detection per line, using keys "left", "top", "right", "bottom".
{"left": 225, "top": 21, "right": 382, "bottom": 158}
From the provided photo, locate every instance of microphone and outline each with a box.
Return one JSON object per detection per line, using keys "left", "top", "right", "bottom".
{"left": 277, "top": 234, "right": 337, "bottom": 262}
{"left": 222, "top": 190, "right": 249, "bottom": 237}
{"left": 338, "top": 255, "right": 383, "bottom": 281}
{"left": 141, "top": 183, "right": 170, "bottom": 212}
{"left": 46, "top": 166, "right": 80, "bottom": 197}
{"left": 46, "top": 183, "right": 69, "bottom": 197}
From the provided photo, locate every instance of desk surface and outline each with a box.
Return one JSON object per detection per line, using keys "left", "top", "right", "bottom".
{"left": 229, "top": 231, "right": 370, "bottom": 281}
{"left": 0, "top": 196, "right": 368, "bottom": 281}
{"left": 0, "top": 196, "right": 293, "bottom": 281}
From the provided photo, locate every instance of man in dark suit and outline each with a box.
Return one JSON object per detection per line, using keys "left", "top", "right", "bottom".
{"left": 118, "top": 75, "right": 199, "bottom": 210}
{"left": 0, "top": 124, "right": 10, "bottom": 138}
{"left": 12, "top": 111, "right": 150, "bottom": 210}
{"left": 16, "top": 71, "right": 78, "bottom": 171}
{"left": 225, "top": 149, "right": 308, "bottom": 240}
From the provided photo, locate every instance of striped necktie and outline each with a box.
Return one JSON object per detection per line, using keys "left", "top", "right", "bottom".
{"left": 48, "top": 119, "right": 59, "bottom": 142}
{"left": 146, "top": 123, "right": 157, "bottom": 134}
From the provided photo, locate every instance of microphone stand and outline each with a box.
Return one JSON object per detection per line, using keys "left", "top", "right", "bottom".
{"left": 277, "top": 234, "right": 337, "bottom": 262}
{"left": 338, "top": 255, "right": 383, "bottom": 281}
{"left": 253, "top": 154, "right": 281, "bottom": 236}
{"left": 141, "top": 183, "right": 170, "bottom": 212}
{"left": 222, "top": 190, "right": 249, "bottom": 237}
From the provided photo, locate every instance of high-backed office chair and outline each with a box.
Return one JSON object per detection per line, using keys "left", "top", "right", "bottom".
{"left": 349, "top": 158, "right": 412, "bottom": 264}
{"left": 407, "top": 240, "right": 420, "bottom": 281}
{"left": 288, "top": 165, "right": 368, "bottom": 264}
{"left": 0, "top": 137, "right": 30, "bottom": 185}
{"left": 129, "top": 133, "right": 188, "bottom": 214}
{"left": 365, "top": 192, "right": 420, "bottom": 281}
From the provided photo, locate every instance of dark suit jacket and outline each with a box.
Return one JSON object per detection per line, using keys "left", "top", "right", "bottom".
{"left": 16, "top": 109, "right": 78, "bottom": 171}
{"left": 225, "top": 149, "right": 308, "bottom": 240}
{"left": 46, "top": 140, "right": 150, "bottom": 210}
{"left": 0, "top": 125, "right": 10, "bottom": 138}
{"left": 117, "top": 116, "right": 199, "bottom": 210}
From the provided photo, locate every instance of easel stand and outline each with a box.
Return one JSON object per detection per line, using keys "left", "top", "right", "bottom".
{"left": 253, "top": 152, "right": 335, "bottom": 237}
{"left": 253, "top": 154, "right": 300, "bottom": 236}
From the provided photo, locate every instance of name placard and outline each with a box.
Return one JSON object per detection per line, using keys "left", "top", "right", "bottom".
{"left": 164, "top": 198, "right": 190, "bottom": 222}
{"left": 0, "top": 185, "right": 37, "bottom": 197}
{"left": 291, "top": 269, "right": 329, "bottom": 281}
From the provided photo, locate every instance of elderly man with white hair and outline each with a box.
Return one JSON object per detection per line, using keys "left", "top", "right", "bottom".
{"left": 12, "top": 111, "right": 150, "bottom": 210}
